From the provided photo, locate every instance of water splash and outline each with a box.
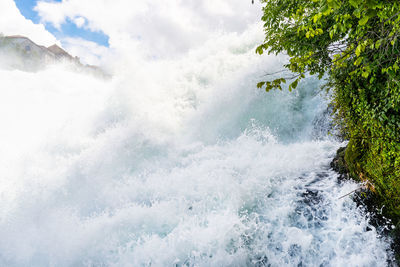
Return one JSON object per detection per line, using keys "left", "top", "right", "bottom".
{"left": 0, "top": 22, "right": 394, "bottom": 267}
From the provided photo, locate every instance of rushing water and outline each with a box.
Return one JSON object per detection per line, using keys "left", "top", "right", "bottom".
{"left": 0, "top": 23, "right": 395, "bottom": 266}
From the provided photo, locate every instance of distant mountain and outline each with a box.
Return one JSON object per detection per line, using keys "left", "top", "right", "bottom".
{"left": 0, "top": 35, "right": 109, "bottom": 78}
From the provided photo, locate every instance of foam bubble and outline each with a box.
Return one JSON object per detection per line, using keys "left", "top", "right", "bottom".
{"left": 0, "top": 21, "right": 394, "bottom": 267}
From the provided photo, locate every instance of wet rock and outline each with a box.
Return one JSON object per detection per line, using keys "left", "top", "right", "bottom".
{"left": 353, "top": 189, "right": 400, "bottom": 265}
{"left": 330, "top": 146, "right": 350, "bottom": 181}
{"left": 331, "top": 146, "right": 399, "bottom": 265}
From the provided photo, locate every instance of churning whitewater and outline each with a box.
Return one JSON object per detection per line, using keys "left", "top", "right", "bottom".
{"left": 0, "top": 24, "right": 394, "bottom": 266}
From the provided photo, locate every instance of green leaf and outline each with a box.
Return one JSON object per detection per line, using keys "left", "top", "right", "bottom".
{"left": 354, "top": 57, "right": 363, "bottom": 66}
{"left": 327, "top": 0, "right": 340, "bottom": 9}
{"left": 290, "top": 79, "right": 299, "bottom": 91}
{"left": 255, "top": 46, "right": 264, "bottom": 55}
{"left": 362, "top": 71, "right": 369, "bottom": 78}
{"left": 393, "top": 63, "right": 399, "bottom": 72}
{"left": 359, "top": 16, "right": 369, "bottom": 25}
{"left": 375, "top": 39, "right": 382, "bottom": 49}
{"left": 355, "top": 45, "right": 362, "bottom": 57}
{"left": 349, "top": 0, "right": 361, "bottom": 8}
{"left": 257, "top": 82, "right": 265, "bottom": 88}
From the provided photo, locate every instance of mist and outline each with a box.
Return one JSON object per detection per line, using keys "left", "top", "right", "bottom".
{"left": 0, "top": 1, "right": 395, "bottom": 266}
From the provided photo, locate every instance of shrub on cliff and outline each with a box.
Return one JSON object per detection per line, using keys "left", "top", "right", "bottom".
{"left": 257, "top": 0, "right": 400, "bottom": 223}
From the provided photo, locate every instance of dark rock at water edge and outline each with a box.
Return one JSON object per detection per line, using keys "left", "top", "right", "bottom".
{"left": 330, "top": 146, "right": 350, "bottom": 181}
{"left": 353, "top": 189, "right": 400, "bottom": 264}
{"left": 331, "top": 146, "right": 400, "bottom": 265}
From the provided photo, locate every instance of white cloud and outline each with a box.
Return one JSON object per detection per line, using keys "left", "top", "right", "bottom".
{"left": 61, "top": 37, "right": 110, "bottom": 66}
{"left": 35, "top": 0, "right": 263, "bottom": 57}
{"left": 73, "top": 17, "right": 86, "bottom": 28}
{"left": 0, "top": 0, "right": 58, "bottom": 47}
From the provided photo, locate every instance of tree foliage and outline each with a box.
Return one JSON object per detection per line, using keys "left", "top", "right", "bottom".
{"left": 258, "top": 0, "right": 400, "bottom": 223}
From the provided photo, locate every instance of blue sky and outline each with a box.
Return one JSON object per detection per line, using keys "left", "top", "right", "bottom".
{"left": 14, "top": 0, "right": 109, "bottom": 47}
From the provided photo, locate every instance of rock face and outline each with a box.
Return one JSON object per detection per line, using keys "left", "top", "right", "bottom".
{"left": 331, "top": 146, "right": 400, "bottom": 263}
{"left": 0, "top": 35, "right": 109, "bottom": 78}
{"left": 330, "top": 146, "right": 349, "bottom": 181}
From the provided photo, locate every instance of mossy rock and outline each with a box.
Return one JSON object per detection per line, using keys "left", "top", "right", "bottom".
{"left": 344, "top": 139, "right": 364, "bottom": 181}
{"left": 341, "top": 139, "right": 400, "bottom": 263}
{"left": 330, "top": 146, "right": 350, "bottom": 181}
{"left": 331, "top": 146, "right": 346, "bottom": 172}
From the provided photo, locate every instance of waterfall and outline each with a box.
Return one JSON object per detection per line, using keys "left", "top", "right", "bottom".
{"left": 0, "top": 22, "right": 394, "bottom": 266}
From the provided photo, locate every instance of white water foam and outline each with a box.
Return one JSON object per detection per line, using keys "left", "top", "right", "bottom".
{"left": 0, "top": 23, "right": 394, "bottom": 266}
